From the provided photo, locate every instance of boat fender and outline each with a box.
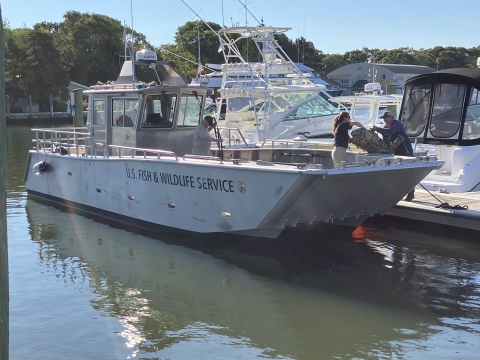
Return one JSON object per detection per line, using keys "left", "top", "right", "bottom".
{"left": 32, "top": 161, "right": 48, "bottom": 175}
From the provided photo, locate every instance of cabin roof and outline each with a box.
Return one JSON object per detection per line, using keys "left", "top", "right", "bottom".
{"left": 408, "top": 68, "right": 480, "bottom": 88}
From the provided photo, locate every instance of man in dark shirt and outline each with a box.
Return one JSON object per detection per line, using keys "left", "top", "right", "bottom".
{"left": 374, "top": 111, "right": 415, "bottom": 201}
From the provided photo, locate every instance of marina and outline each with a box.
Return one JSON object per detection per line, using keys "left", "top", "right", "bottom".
{"left": 5, "top": 126, "right": 480, "bottom": 359}
{"left": 3, "top": 3, "right": 480, "bottom": 358}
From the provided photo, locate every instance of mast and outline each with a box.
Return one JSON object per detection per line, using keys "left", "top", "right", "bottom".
{"left": 0, "top": 7, "right": 10, "bottom": 359}
{"left": 197, "top": 27, "right": 201, "bottom": 66}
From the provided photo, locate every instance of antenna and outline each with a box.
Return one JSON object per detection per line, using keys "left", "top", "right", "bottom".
{"left": 181, "top": 1, "right": 221, "bottom": 36}
{"left": 297, "top": 19, "right": 299, "bottom": 63}
{"left": 130, "top": 0, "right": 134, "bottom": 77}
{"left": 197, "top": 27, "right": 201, "bottom": 65}
{"left": 243, "top": 0, "right": 248, "bottom": 61}
{"left": 222, "top": 0, "right": 225, "bottom": 27}
{"left": 303, "top": 19, "right": 305, "bottom": 64}
{"left": 236, "top": 0, "right": 262, "bottom": 26}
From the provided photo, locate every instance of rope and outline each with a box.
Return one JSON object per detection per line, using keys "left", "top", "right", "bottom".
{"left": 435, "top": 203, "right": 469, "bottom": 210}
{"left": 418, "top": 183, "right": 468, "bottom": 210}
{"left": 159, "top": 48, "right": 217, "bottom": 72}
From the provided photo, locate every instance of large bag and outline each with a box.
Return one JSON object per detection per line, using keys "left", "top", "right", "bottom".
{"left": 350, "top": 128, "right": 404, "bottom": 154}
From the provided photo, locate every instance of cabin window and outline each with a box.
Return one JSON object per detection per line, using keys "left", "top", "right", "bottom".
{"left": 177, "top": 93, "right": 204, "bottom": 127}
{"left": 430, "top": 83, "right": 465, "bottom": 138}
{"left": 141, "top": 93, "right": 176, "bottom": 129}
{"left": 112, "top": 98, "right": 138, "bottom": 128}
{"left": 93, "top": 100, "right": 105, "bottom": 126}
{"left": 463, "top": 87, "right": 480, "bottom": 140}
{"left": 402, "top": 82, "right": 431, "bottom": 137}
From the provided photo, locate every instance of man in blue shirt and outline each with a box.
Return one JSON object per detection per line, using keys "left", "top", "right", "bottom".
{"left": 374, "top": 111, "right": 413, "bottom": 156}
{"left": 373, "top": 111, "right": 415, "bottom": 201}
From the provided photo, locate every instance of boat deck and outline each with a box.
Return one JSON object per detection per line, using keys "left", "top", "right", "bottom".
{"left": 386, "top": 189, "right": 480, "bottom": 231}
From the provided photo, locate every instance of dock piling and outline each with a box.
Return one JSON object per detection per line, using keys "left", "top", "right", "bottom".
{"left": 0, "top": 6, "right": 10, "bottom": 359}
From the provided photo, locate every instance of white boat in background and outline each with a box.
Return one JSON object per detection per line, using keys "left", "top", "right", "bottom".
{"left": 195, "top": 62, "right": 338, "bottom": 94}
{"left": 401, "top": 67, "right": 480, "bottom": 193}
{"left": 191, "top": 15, "right": 349, "bottom": 147}
{"left": 330, "top": 92, "right": 403, "bottom": 128}
{"left": 23, "top": 48, "right": 443, "bottom": 238}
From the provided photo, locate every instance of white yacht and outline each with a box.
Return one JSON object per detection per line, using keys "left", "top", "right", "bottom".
{"left": 323, "top": 70, "right": 480, "bottom": 194}
{"left": 401, "top": 67, "right": 480, "bottom": 193}
{"left": 24, "top": 49, "right": 443, "bottom": 238}
{"left": 199, "top": 24, "right": 349, "bottom": 147}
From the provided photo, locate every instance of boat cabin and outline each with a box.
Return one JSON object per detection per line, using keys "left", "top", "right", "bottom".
{"left": 85, "top": 50, "right": 212, "bottom": 157}
{"left": 401, "top": 68, "right": 480, "bottom": 146}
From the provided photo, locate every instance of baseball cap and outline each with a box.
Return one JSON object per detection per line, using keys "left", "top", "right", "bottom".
{"left": 379, "top": 111, "right": 394, "bottom": 119}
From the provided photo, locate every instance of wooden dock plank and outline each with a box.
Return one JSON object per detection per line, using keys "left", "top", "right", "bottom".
{"left": 386, "top": 189, "right": 480, "bottom": 231}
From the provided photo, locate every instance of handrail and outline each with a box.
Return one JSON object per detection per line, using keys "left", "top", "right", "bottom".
{"left": 107, "top": 145, "right": 178, "bottom": 160}
{"left": 258, "top": 138, "right": 332, "bottom": 149}
{"left": 31, "top": 127, "right": 89, "bottom": 135}
{"left": 32, "top": 128, "right": 90, "bottom": 156}
{"left": 183, "top": 154, "right": 223, "bottom": 163}
{"left": 217, "top": 127, "right": 252, "bottom": 148}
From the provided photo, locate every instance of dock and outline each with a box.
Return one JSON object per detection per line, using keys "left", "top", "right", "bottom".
{"left": 6, "top": 112, "right": 86, "bottom": 126}
{"left": 386, "top": 189, "right": 480, "bottom": 231}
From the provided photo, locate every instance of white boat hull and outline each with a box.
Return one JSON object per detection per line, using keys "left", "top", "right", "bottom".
{"left": 25, "top": 151, "right": 443, "bottom": 238}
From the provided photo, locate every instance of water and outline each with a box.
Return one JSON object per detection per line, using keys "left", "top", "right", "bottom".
{"left": 5, "top": 126, "right": 480, "bottom": 359}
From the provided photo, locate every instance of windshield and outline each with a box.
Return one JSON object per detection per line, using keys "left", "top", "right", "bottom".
{"left": 224, "top": 90, "right": 321, "bottom": 115}
{"left": 204, "top": 103, "right": 225, "bottom": 121}
{"left": 429, "top": 83, "right": 465, "bottom": 138}
{"left": 463, "top": 87, "right": 480, "bottom": 140}
{"left": 401, "top": 81, "right": 431, "bottom": 137}
{"left": 284, "top": 95, "right": 340, "bottom": 120}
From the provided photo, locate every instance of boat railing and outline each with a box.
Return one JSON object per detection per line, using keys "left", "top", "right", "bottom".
{"left": 32, "top": 128, "right": 91, "bottom": 156}
{"left": 107, "top": 145, "right": 178, "bottom": 161}
{"left": 218, "top": 127, "right": 252, "bottom": 148}
{"left": 258, "top": 139, "right": 333, "bottom": 150}
{"left": 183, "top": 154, "right": 223, "bottom": 163}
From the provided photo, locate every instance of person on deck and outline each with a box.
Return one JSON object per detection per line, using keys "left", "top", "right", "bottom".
{"left": 331, "top": 112, "right": 364, "bottom": 168}
{"left": 373, "top": 110, "right": 415, "bottom": 201}
{"left": 192, "top": 116, "right": 223, "bottom": 156}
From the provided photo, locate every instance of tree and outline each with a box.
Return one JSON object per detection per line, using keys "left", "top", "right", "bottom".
{"left": 344, "top": 49, "right": 369, "bottom": 64}
{"left": 157, "top": 44, "right": 197, "bottom": 82}
{"left": 302, "top": 41, "right": 325, "bottom": 73}
{"left": 377, "top": 48, "right": 416, "bottom": 65}
{"left": 4, "top": 25, "right": 69, "bottom": 110}
{"left": 437, "top": 47, "right": 467, "bottom": 69}
{"left": 174, "top": 21, "right": 223, "bottom": 65}
{"left": 275, "top": 33, "right": 298, "bottom": 62}
{"left": 55, "top": 11, "right": 152, "bottom": 85}
{"left": 321, "top": 54, "right": 347, "bottom": 76}
{"left": 466, "top": 46, "right": 480, "bottom": 69}
{"left": 412, "top": 49, "right": 432, "bottom": 66}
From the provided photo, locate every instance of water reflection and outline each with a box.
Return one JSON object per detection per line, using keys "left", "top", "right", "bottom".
{"left": 8, "top": 126, "right": 480, "bottom": 359}
{"left": 23, "top": 196, "right": 480, "bottom": 359}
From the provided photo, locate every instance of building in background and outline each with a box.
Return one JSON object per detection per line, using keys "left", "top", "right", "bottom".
{"left": 328, "top": 63, "right": 436, "bottom": 95}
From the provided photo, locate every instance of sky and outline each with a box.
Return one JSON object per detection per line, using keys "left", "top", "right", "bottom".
{"left": 1, "top": 0, "right": 479, "bottom": 55}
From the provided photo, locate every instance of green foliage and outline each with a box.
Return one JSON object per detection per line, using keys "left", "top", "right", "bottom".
{"left": 174, "top": 21, "right": 224, "bottom": 65}
{"left": 4, "top": 25, "right": 69, "bottom": 110}
{"left": 157, "top": 44, "right": 197, "bottom": 82}
{"left": 52, "top": 99, "right": 67, "bottom": 112}
{"left": 322, "top": 54, "right": 347, "bottom": 75}
{"left": 3, "top": 10, "right": 480, "bottom": 108}
{"left": 345, "top": 49, "right": 369, "bottom": 64}
{"left": 55, "top": 11, "right": 126, "bottom": 84}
